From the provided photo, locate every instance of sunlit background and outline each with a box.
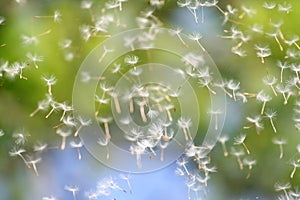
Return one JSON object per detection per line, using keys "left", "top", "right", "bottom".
{"left": 1, "top": 0, "right": 300, "bottom": 199}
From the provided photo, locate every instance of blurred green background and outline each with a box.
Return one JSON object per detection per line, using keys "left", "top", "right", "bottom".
{"left": 1, "top": 0, "right": 300, "bottom": 199}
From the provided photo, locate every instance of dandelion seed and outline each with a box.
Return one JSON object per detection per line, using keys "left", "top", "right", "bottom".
{"left": 284, "top": 35, "right": 300, "bottom": 50}
{"left": 255, "top": 44, "right": 271, "bottom": 64}
{"left": 214, "top": 80, "right": 232, "bottom": 98}
{"left": 129, "top": 67, "right": 143, "bottom": 83}
{"left": 227, "top": 79, "right": 240, "bottom": 101}
{"left": 178, "top": 0, "right": 198, "bottom": 23}
{"left": 226, "top": 4, "right": 238, "bottom": 15}
{"left": 231, "top": 147, "right": 245, "bottom": 170}
{"left": 124, "top": 55, "right": 139, "bottom": 70}
{"left": 33, "top": 141, "right": 48, "bottom": 152}
{"left": 137, "top": 138, "right": 157, "bottom": 158}
{"left": 151, "top": 96, "right": 165, "bottom": 113}
{"left": 289, "top": 187, "right": 300, "bottom": 199}
{"left": 120, "top": 174, "right": 133, "bottom": 193}
{"left": 243, "top": 157, "right": 256, "bottom": 179}
{"left": 189, "top": 32, "right": 205, "bottom": 52}
{"left": 290, "top": 64, "right": 300, "bottom": 81}
{"left": 186, "top": 179, "right": 195, "bottom": 200}
{"left": 177, "top": 0, "right": 191, "bottom": 8}
{"left": 13, "top": 130, "right": 29, "bottom": 145}
{"left": 97, "top": 117, "right": 113, "bottom": 140}
{"left": 270, "top": 32, "right": 284, "bottom": 52}
{"left": 45, "top": 100, "right": 59, "bottom": 119}
{"left": 245, "top": 115, "right": 263, "bottom": 135}
{"left": 65, "top": 185, "right": 79, "bottom": 200}
{"left": 94, "top": 86, "right": 113, "bottom": 116}
{"left": 169, "top": 28, "right": 187, "bottom": 47}
{"left": 124, "top": 128, "right": 143, "bottom": 143}
{"left": 80, "top": 25, "right": 91, "bottom": 41}
{"left": 92, "top": 15, "right": 113, "bottom": 33}
{"left": 164, "top": 104, "right": 174, "bottom": 122}
{"left": 275, "top": 182, "right": 291, "bottom": 200}
{"left": 100, "top": 83, "right": 114, "bottom": 100}
{"left": 136, "top": 100, "right": 148, "bottom": 123}
{"left": 147, "top": 108, "right": 159, "bottom": 120}
{"left": 26, "top": 156, "right": 41, "bottom": 176}
{"left": 42, "top": 196, "right": 58, "bottom": 200}
{"left": 263, "top": 1, "right": 276, "bottom": 10}
{"left": 108, "top": 176, "right": 127, "bottom": 192}
{"left": 21, "top": 29, "right": 51, "bottom": 46}
{"left": 189, "top": 3, "right": 199, "bottom": 23}
{"left": 177, "top": 158, "right": 190, "bottom": 176}
{"left": 80, "top": 71, "right": 103, "bottom": 83}
{"left": 272, "top": 137, "right": 287, "bottom": 159}
{"left": 59, "top": 39, "right": 72, "bottom": 49}
{"left": 285, "top": 48, "right": 300, "bottom": 59}
{"left": 208, "top": 109, "right": 222, "bottom": 130}
{"left": 161, "top": 122, "right": 172, "bottom": 141}
{"left": 30, "top": 99, "right": 49, "bottom": 117}
{"left": 130, "top": 144, "right": 145, "bottom": 168}
{"left": 81, "top": 0, "right": 94, "bottom": 21}
{"left": 2, "top": 61, "right": 18, "bottom": 78}
{"left": 97, "top": 137, "right": 110, "bottom": 159}
{"left": 81, "top": 0, "right": 93, "bottom": 9}
{"left": 9, "top": 147, "right": 30, "bottom": 168}
{"left": 160, "top": 140, "right": 168, "bottom": 161}
{"left": 265, "top": 109, "right": 277, "bottom": 133}
{"left": 26, "top": 52, "right": 43, "bottom": 69}
{"left": 278, "top": 1, "right": 292, "bottom": 14}
{"left": 106, "top": 0, "right": 120, "bottom": 10}
{"left": 149, "top": 0, "right": 165, "bottom": 7}
{"left": 0, "top": 129, "right": 4, "bottom": 137}
{"left": 74, "top": 116, "right": 91, "bottom": 137}
{"left": 198, "top": 76, "right": 216, "bottom": 95}
{"left": 123, "top": 91, "right": 135, "bottom": 113}
{"left": 277, "top": 61, "right": 290, "bottom": 83}
{"left": 251, "top": 24, "right": 264, "bottom": 34}
{"left": 70, "top": 140, "right": 83, "bottom": 160}
{"left": 124, "top": 36, "right": 137, "bottom": 51}
{"left": 35, "top": 10, "right": 61, "bottom": 23}
{"left": 182, "top": 53, "right": 205, "bottom": 69}
{"left": 112, "top": 63, "right": 133, "bottom": 83}
{"left": 290, "top": 160, "right": 300, "bottom": 179}
{"left": 178, "top": 117, "right": 192, "bottom": 141}
{"left": 270, "top": 20, "right": 285, "bottom": 40}
{"left": 21, "top": 35, "right": 38, "bottom": 46}
{"left": 217, "top": 135, "right": 229, "bottom": 157}
{"left": 58, "top": 102, "right": 73, "bottom": 121}
{"left": 62, "top": 116, "right": 76, "bottom": 128}
{"left": 256, "top": 90, "right": 272, "bottom": 114}
{"left": 235, "top": 92, "right": 248, "bottom": 103}
{"left": 0, "top": 16, "right": 5, "bottom": 25}
{"left": 98, "top": 45, "right": 114, "bottom": 63}
{"left": 175, "top": 167, "right": 185, "bottom": 176}
{"left": 53, "top": 10, "right": 62, "bottom": 22}
{"left": 262, "top": 75, "right": 278, "bottom": 96}
{"left": 234, "top": 134, "right": 250, "bottom": 155}
{"left": 56, "top": 128, "right": 72, "bottom": 150}
{"left": 232, "top": 47, "right": 247, "bottom": 57}
{"left": 276, "top": 84, "right": 289, "bottom": 104}
{"left": 141, "top": 8, "right": 163, "bottom": 26}
{"left": 109, "top": 92, "right": 121, "bottom": 114}
{"left": 42, "top": 75, "right": 56, "bottom": 95}
{"left": 219, "top": 26, "right": 242, "bottom": 40}
{"left": 15, "top": 62, "right": 28, "bottom": 80}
